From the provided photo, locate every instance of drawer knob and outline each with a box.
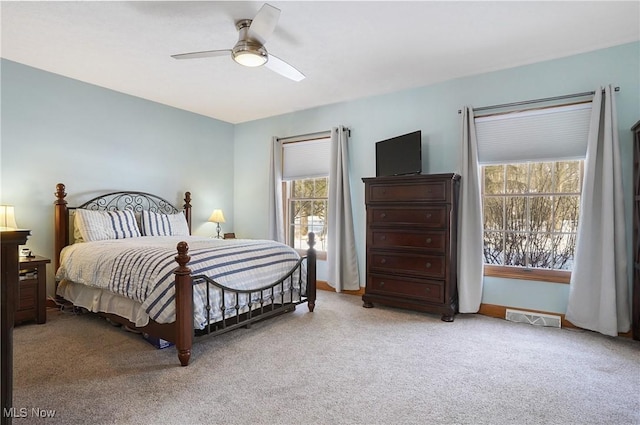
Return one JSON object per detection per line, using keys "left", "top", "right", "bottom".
{"left": 426, "top": 213, "right": 432, "bottom": 218}
{"left": 380, "top": 213, "right": 387, "bottom": 219}
{"left": 379, "top": 281, "right": 385, "bottom": 287}
{"left": 380, "top": 258, "right": 387, "bottom": 264}
{"left": 380, "top": 235, "right": 386, "bottom": 241}
{"left": 425, "top": 287, "right": 431, "bottom": 292}
{"left": 426, "top": 262, "right": 432, "bottom": 268}
{"left": 426, "top": 238, "right": 432, "bottom": 244}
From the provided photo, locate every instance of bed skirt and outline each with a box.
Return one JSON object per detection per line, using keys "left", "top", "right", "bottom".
{"left": 57, "top": 280, "right": 152, "bottom": 327}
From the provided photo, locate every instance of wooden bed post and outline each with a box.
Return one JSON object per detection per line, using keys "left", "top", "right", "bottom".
{"left": 183, "top": 192, "right": 192, "bottom": 234}
{"left": 174, "top": 242, "right": 194, "bottom": 366}
{"left": 54, "top": 183, "right": 68, "bottom": 270}
{"left": 306, "top": 232, "right": 317, "bottom": 312}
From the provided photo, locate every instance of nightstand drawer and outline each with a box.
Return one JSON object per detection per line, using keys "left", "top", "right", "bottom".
{"left": 369, "top": 252, "right": 445, "bottom": 278}
{"left": 17, "top": 281, "right": 37, "bottom": 311}
{"left": 368, "top": 206, "right": 448, "bottom": 227}
{"left": 16, "top": 255, "right": 50, "bottom": 325}
{"left": 368, "top": 274, "right": 444, "bottom": 303}
{"left": 370, "top": 229, "right": 446, "bottom": 251}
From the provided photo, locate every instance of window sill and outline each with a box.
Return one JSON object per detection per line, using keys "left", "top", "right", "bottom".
{"left": 483, "top": 265, "right": 570, "bottom": 284}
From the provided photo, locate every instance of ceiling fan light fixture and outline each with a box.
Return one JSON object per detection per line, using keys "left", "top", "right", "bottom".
{"left": 233, "top": 49, "right": 268, "bottom": 67}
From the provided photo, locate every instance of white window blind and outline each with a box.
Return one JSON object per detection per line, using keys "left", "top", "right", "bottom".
{"left": 282, "top": 137, "right": 331, "bottom": 181}
{"left": 475, "top": 102, "right": 592, "bottom": 165}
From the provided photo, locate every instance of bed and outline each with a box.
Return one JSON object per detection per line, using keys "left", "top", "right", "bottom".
{"left": 53, "top": 183, "right": 317, "bottom": 366}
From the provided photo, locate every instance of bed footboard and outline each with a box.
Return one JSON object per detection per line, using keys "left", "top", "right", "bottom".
{"left": 306, "top": 233, "right": 317, "bottom": 312}
{"left": 172, "top": 233, "right": 317, "bottom": 366}
{"left": 174, "top": 242, "right": 194, "bottom": 367}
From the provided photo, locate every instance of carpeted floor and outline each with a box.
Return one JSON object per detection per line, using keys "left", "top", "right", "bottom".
{"left": 11, "top": 291, "right": 640, "bottom": 425}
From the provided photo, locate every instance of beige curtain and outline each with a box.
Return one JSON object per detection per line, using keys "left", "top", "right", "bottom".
{"left": 566, "top": 85, "right": 630, "bottom": 336}
{"left": 327, "top": 126, "right": 360, "bottom": 291}
{"left": 268, "top": 137, "right": 285, "bottom": 243}
{"left": 458, "top": 107, "right": 484, "bottom": 312}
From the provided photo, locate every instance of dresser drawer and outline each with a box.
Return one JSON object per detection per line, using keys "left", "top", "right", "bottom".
{"left": 369, "top": 206, "right": 448, "bottom": 227}
{"left": 368, "top": 181, "right": 448, "bottom": 203}
{"left": 371, "top": 229, "right": 446, "bottom": 251}
{"left": 368, "top": 274, "right": 444, "bottom": 303}
{"left": 369, "top": 252, "right": 445, "bottom": 278}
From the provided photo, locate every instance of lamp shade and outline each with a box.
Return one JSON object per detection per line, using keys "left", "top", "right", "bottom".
{"left": 208, "top": 209, "right": 226, "bottom": 224}
{"left": 0, "top": 205, "right": 18, "bottom": 230}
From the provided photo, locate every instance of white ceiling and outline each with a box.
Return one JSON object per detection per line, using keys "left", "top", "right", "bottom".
{"left": 2, "top": 1, "right": 639, "bottom": 124}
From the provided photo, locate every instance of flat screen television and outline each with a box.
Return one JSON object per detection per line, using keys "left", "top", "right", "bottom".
{"left": 375, "top": 130, "right": 422, "bottom": 177}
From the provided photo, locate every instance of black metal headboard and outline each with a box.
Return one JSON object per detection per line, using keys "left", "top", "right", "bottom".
{"left": 76, "top": 191, "right": 181, "bottom": 214}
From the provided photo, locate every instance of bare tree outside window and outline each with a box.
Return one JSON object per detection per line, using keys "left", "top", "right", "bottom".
{"left": 482, "top": 161, "right": 582, "bottom": 271}
{"left": 288, "top": 177, "right": 328, "bottom": 251}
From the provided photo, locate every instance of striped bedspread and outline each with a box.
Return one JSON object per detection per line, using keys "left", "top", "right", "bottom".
{"left": 55, "top": 236, "right": 305, "bottom": 329}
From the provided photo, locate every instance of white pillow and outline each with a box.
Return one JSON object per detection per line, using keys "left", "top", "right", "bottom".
{"left": 74, "top": 209, "right": 141, "bottom": 242}
{"left": 141, "top": 211, "right": 189, "bottom": 236}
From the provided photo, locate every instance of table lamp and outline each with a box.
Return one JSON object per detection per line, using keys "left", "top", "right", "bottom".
{"left": 208, "top": 209, "right": 226, "bottom": 239}
{"left": 0, "top": 205, "right": 18, "bottom": 230}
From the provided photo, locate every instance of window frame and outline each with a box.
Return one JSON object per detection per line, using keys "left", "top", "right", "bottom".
{"left": 483, "top": 265, "right": 570, "bottom": 284}
{"left": 278, "top": 132, "right": 332, "bottom": 261}
{"left": 481, "top": 161, "right": 584, "bottom": 284}
{"left": 283, "top": 177, "right": 328, "bottom": 260}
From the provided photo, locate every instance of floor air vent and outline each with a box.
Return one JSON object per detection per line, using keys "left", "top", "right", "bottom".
{"left": 505, "top": 309, "right": 562, "bottom": 328}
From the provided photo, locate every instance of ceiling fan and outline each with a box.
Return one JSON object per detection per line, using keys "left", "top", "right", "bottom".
{"left": 171, "top": 3, "right": 305, "bottom": 82}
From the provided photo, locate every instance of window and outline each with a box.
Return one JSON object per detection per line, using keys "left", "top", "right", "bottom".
{"left": 475, "top": 102, "right": 591, "bottom": 283}
{"left": 287, "top": 177, "right": 328, "bottom": 252}
{"left": 280, "top": 133, "right": 331, "bottom": 257}
{"left": 482, "top": 161, "right": 583, "bottom": 282}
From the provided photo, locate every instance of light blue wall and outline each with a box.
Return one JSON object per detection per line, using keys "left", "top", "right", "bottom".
{"left": 234, "top": 41, "right": 640, "bottom": 314}
{"left": 2, "top": 42, "right": 638, "bottom": 313}
{"left": 1, "top": 59, "right": 235, "bottom": 294}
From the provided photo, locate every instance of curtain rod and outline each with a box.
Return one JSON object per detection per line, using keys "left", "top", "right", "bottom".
{"left": 277, "top": 127, "right": 351, "bottom": 143}
{"left": 457, "top": 87, "right": 620, "bottom": 114}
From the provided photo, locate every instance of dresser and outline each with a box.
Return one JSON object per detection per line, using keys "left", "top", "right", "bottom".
{"left": 632, "top": 120, "right": 640, "bottom": 341}
{"left": 362, "top": 173, "right": 460, "bottom": 321}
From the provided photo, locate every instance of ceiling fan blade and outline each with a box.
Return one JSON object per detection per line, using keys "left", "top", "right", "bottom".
{"left": 265, "top": 54, "right": 305, "bottom": 82}
{"left": 248, "top": 3, "right": 280, "bottom": 45}
{"left": 171, "top": 49, "right": 231, "bottom": 60}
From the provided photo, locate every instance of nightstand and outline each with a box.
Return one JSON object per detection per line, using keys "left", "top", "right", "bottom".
{"left": 16, "top": 255, "right": 50, "bottom": 325}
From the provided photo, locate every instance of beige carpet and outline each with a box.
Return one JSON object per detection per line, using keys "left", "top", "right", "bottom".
{"left": 11, "top": 291, "right": 640, "bottom": 425}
